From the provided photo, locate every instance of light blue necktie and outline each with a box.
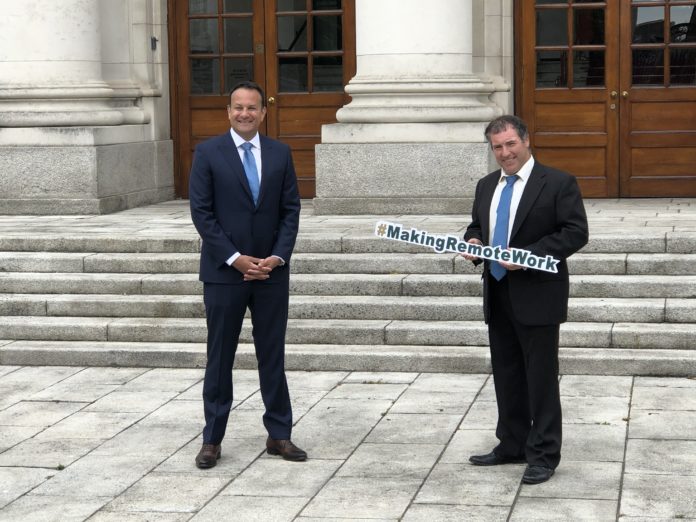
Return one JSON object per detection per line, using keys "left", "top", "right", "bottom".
{"left": 241, "top": 142, "right": 259, "bottom": 204}
{"left": 490, "top": 175, "right": 518, "bottom": 281}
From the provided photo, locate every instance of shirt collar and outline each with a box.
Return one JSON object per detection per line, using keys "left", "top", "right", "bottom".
{"left": 499, "top": 155, "right": 535, "bottom": 184}
{"left": 230, "top": 129, "right": 261, "bottom": 149}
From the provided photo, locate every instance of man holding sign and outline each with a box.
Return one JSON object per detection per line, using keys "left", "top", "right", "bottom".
{"left": 463, "top": 115, "right": 588, "bottom": 484}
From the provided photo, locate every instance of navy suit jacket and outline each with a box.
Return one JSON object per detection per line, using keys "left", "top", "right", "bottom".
{"left": 464, "top": 161, "right": 588, "bottom": 326}
{"left": 189, "top": 132, "right": 301, "bottom": 285}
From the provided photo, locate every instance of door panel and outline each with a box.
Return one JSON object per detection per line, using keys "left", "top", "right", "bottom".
{"left": 264, "top": 0, "right": 355, "bottom": 198}
{"left": 518, "top": 0, "right": 620, "bottom": 198}
{"left": 170, "top": 0, "right": 354, "bottom": 199}
{"left": 620, "top": 0, "right": 696, "bottom": 196}
{"left": 517, "top": 0, "right": 696, "bottom": 197}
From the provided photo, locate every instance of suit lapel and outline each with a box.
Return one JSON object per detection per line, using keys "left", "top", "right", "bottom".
{"left": 480, "top": 171, "right": 500, "bottom": 242}
{"left": 511, "top": 162, "right": 547, "bottom": 240}
{"left": 218, "top": 132, "right": 254, "bottom": 203}
{"left": 258, "top": 135, "right": 275, "bottom": 206}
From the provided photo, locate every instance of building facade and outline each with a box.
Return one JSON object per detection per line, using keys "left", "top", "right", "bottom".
{"left": 1, "top": 0, "right": 694, "bottom": 214}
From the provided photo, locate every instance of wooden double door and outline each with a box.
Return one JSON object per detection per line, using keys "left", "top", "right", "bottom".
{"left": 516, "top": 0, "right": 696, "bottom": 197}
{"left": 170, "top": 0, "right": 355, "bottom": 198}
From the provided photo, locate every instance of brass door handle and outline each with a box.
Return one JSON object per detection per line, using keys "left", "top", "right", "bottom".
{"left": 622, "top": 91, "right": 629, "bottom": 98}
{"left": 267, "top": 96, "right": 276, "bottom": 105}
{"left": 610, "top": 90, "right": 618, "bottom": 99}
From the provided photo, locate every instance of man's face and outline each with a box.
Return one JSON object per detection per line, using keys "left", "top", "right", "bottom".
{"left": 490, "top": 125, "right": 532, "bottom": 175}
{"left": 227, "top": 88, "right": 266, "bottom": 141}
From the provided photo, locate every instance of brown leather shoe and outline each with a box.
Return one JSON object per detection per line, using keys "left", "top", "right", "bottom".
{"left": 195, "top": 443, "right": 221, "bottom": 469}
{"left": 266, "top": 437, "right": 307, "bottom": 461}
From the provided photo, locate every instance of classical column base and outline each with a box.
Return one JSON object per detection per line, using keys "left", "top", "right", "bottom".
{"left": 0, "top": 126, "right": 173, "bottom": 215}
{"left": 314, "top": 140, "right": 489, "bottom": 215}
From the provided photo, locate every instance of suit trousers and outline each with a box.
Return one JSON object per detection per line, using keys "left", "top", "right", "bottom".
{"left": 202, "top": 280, "right": 292, "bottom": 444}
{"left": 487, "top": 275, "right": 562, "bottom": 469}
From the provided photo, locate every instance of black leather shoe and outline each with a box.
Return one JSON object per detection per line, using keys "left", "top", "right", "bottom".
{"left": 469, "top": 451, "right": 526, "bottom": 466}
{"left": 522, "top": 465, "right": 555, "bottom": 484}
{"left": 195, "top": 443, "right": 221, "bottom": 469}
{"left": 266, "top": 437, "right": 307, "bottom": 461}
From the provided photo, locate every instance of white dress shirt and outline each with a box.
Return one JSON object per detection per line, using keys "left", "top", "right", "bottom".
{"left": 488, "top": 155, "right": 535, "bottom": 245}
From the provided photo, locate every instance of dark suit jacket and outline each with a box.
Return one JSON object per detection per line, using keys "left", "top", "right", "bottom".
{"left": 189, "top": 132, "right": 301, "bottom": 285}
{"left": 464, "top": 161, "right": 588, "bottom": 326}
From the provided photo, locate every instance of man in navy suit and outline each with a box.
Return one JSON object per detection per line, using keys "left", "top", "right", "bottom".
{"left": 189, "top": 81, "right": 305, "bottom": 469}
{"left": 463, "top": 115, "right": 588, "bottom": 484}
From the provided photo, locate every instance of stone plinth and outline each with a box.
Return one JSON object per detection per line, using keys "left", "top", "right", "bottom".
{"left": 0, "top": 127, "right": 173, "bottom": 214}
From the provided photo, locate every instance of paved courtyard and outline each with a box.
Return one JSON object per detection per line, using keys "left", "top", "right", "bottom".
{"left": 2, "top": 366, "right": 696, "bottom": 520}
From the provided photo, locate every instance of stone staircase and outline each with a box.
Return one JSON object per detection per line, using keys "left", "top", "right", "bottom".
{"left": 1, "top": 202, "right": 696, "bottom": 375}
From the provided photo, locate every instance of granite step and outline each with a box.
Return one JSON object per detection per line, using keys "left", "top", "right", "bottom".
{"left": 3, "top": 272, "right": 696, "bottom": 299}
{"left": 1, "top": 316, "right": 695, "bottom": 350}
{"left": 0, "top": 294, "right": 685, "bottom": 324}
{"left": 2, "top": 340, "right": 696, "bottom": 376}
{"left": 4, "top": 251, "right": 696, "bottom": 275}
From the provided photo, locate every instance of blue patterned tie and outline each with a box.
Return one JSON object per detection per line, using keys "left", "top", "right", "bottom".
{"left": 241, "top": 142, "right": 259, "bottom": 204}
{"left": 490, "top": 175, "right": 518, "bottom": 281}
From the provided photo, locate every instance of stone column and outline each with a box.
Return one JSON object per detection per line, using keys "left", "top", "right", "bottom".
{"left": 0, "top": 0, "right": 173, "bottom": 215}
{"left": 314, "top": 0, "right": 503, "bottom": 214}
{"left": 0, "top": 0, "right": 146, "bottom": 126}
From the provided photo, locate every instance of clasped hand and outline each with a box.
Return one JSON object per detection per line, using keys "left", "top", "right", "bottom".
{"left": 233, "top": 255, "right": 281, "bottom": 281}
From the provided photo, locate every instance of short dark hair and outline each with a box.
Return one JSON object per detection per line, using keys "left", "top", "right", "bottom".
{"left": 484, "top": 115, "right": 529, "bottom": 144}
{"left": 229, "top": 81, "right": 266, "bottom": 108}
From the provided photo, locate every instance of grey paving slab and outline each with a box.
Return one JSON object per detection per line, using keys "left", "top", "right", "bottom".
{"left": 105, "top": 472, "right": 229, "bottom": 513}
{"left": 336, "top": 442, "right": 443, "bottom": 479}
{"left": 562, "top": 423, "right": 627, "bottom": 462}
{"left": 323, "top": 382, "right": 407, "bottom": 400}
{"left": 629, "top": 409, "right": 696, "bottom": 439}
{"left": 84, "top": 390, "right": 179, "bottom": 413}
{"left": 403, "top": 504, "right": 509, "bottom": 522}
{"left": 91, "top": 424, "right": 198, "bottom": 458}
{"left": 562, "top": 396, "right": 630, "bottom": 425}
{"left": 519, "top": 460, "right": 623, "bottom": 500}
{"left": 0, "top": 437, "right": 104, "bottom": 468}
{"left": 192, "top": 496, "right": 308, "bottom": 522}
{"left": 560, "top": 375, "right": 633, "bottom": 397}
{"left": 343, "top": 371, "right": 418, "bottom": 384}
{"left": 620, "top": 473, "right": 696, "bottom": 518}
{"left": 286, "top": 370, "right": 348, "bottom": 390}
{"left": 0, "top": 495, "right": 106, "bottom": 521}
{"left": 510, "top": 498, "right": 617, "bottom": 521}
{"left": 121, "top": 368, "right": 202, "bottom": 392}
{"left": 0, "top": 425, "right": 39, "bottom": 452}
{"left": 291, "top": 398, "right": 393, "bottom": 459}
{"left": 0, "top": 400, "right": 85, "bottom": 427}
{"left": 36, "top": 411, "right": 145, "bottom": 440}
{"left": 366, "top": 413, "right": 462, "bottom": 444}
{"left": 0, "top": 467, "right": 56, "bottom": 508}
{"left": 439, "top": 429, "right": 496, "bottom": 464}
{"left": 410, "top": 372, "right": 488, "bottom": 393}
{"left": 29, "top": 381, "right": 119, "bottom": 402}
{"left": 90, "top": 512, "right": 191, "bottom": 522}
{"left": 633, "top": 376, "right": 696, "bottom": 388}
{"left": 459, "top": 399, "right": 499, "bottom": 429}
{"left": 300, "top": 476, "right": 422, "bottom": 519}
{"left": 631, "top": 385, "right": 696, "bottom": 411}
{"left": 0, "top": 365, "right": 83, "bottom": 409}
{"left": 222, "top": 458, "right": 342, "bottom": 498}
{"left": 390, "top": 389, "right": 477, "bottom": 414}
{"left": 625, "top": 439, "right": 696, "bottom": 475}
{"left": 32, "top": 454, "right": 156, "bottom": 499}
{"left": 415, "top": 463, "right": 523, "bottom": 506}
{"left": 62, "top": 366, "right": 148, "bottom": 385}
